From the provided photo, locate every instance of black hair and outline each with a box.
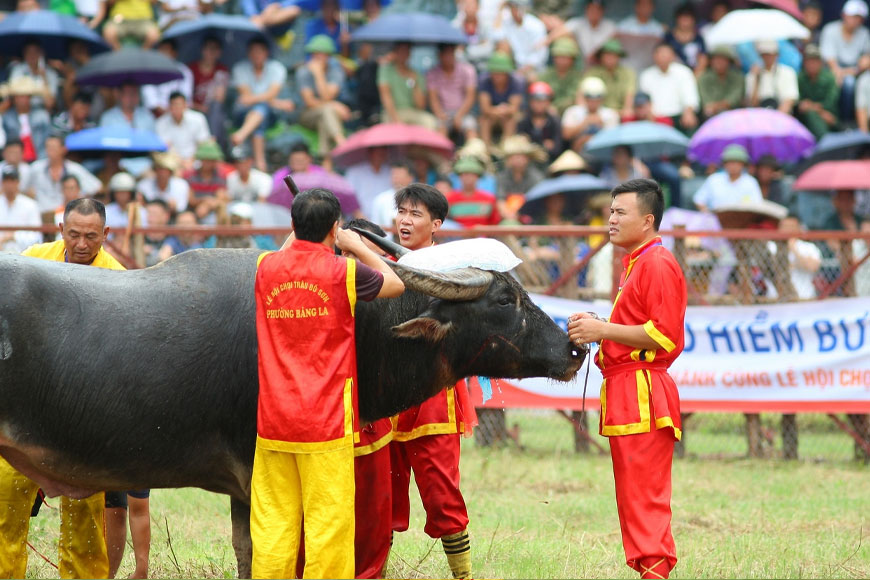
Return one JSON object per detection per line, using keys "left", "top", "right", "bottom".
{"left": 611, "top": 178, "right": 664, "bottom": 231}
{"left": 61, "top": 174, "right": 80, "bottom": 188}
{"left": 169, "top": 91, "right": 186, "bottom": 102}
{"left": 290, "top": 142, "right": 311, "bottom": 156}
{"left": 394, "top": 183, "right": 448, "bottom": 223}
{"left": 158, "top": 38, "right": 178, "bottom": 51}
{"left": 674, "top": 2, "right": 695, "bottom": 18}
{"left": 390, "top": 159, "right": 416, "bottom": 176}
{"left": 64, "top": 198, "right": 106, "bottom": 226}
{"left": 72, "top": 91, "right": 93, "bottom": 105}
{"left": 247, "top": 36, "right": 269, "bottom": 50}
{"left": 203, "top": 34, "right": 223, "bottom": 47}
{"left": 342, "top": 218, "right": 386, "bottom": 238}
{"left": 4, "top": 139, "right": 23, "bottom": 149}
{"left": 291, "top": 188, "right": 341, "bottom": 242}
{"left": 146, "top": 198, "right": 171, "bottom": 212}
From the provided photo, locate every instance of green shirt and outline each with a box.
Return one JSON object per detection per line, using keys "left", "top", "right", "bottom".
{"left": 539, "top": 68, "right": 583, "bottom": 114}
{"left": 798, "top": 67, "right": 839, "bottom": 118}
{"left": 583, "top": 65, "right": 637, "bottom": 112}
{"left": 698, "top": 68, "right": 745, "bottom": 110}
{"left": 377, "top": 62, "right": 426, "bottom": 111}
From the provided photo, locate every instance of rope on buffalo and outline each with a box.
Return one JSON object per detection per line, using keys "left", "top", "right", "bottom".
{"left": 580, "top": 347, "right": 592, "bottom": 430}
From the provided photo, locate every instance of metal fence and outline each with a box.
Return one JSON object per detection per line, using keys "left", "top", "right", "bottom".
{"left": 5, "top": 222, "right": 869, "bottom": 462}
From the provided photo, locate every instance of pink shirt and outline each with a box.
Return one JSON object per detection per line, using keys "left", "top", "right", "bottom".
{"left": 426, "top": 61, "right": 477, "bottom": 114}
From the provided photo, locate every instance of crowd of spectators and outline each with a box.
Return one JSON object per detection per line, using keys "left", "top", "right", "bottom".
{"left": 0, "top": 0, "right": 869, "bottom": 299}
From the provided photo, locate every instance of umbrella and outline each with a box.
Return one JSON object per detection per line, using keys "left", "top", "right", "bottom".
{"left": 267, "top": 170, "right": 360, "bottom": 214}
{"left": 792, "top": 160, "right": 870, "bottom": 191}
{"left": 65, "top": 126, "right": 168, "bottom": 155}
{"left": 584, "top": 121, "right": 689, "bottom": 162}
{"left": 330, "top": 123, "right": 454, "bottom": 168}
{"left": 351, "top": 12, "right": 467, "bottom": 45}
{"left": 797, "top": 131, "right": 870, "bottom": 172}
{"left": 76, "top": 48, "right": 185, "bottom": 87}
{"left": 162, "top": 14, "right": 270, "bottom": 67}
{"left": 704, "top": 9, "right": 809, "bottom": 46}
{"left": 520, "top": 174, "right": 609, "bottom": 218}
{"left": 688, "top": 108, "right": 815, "bottom": 164}
{"left": 0, "top": 10, "right": 110, "bottom": 59}
{"left": 750, "top": 0, "right": 803, "bottom": 20}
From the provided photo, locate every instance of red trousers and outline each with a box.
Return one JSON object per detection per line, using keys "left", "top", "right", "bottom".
{"left": 354, "top": 445, "right": 392, "bottom": 578}
{"left": 609, "top": 427, "right": 677, "bottom": 578}
{"left": 390, "top": 434, "right": 468, "bottom": 539}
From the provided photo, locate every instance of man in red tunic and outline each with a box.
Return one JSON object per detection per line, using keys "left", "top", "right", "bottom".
{"left": 568, "top": 178, "right": 687, "bottom": 580}
{"left": 251, "top": 188, "right": 404, "bottom": 579}
{"left": 390, "top": 183, "right": 474, "bottom": 579}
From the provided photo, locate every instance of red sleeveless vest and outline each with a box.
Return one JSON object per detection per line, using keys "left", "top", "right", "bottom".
{"left": 255, "top": 240, "right": 359, "bottom": 452}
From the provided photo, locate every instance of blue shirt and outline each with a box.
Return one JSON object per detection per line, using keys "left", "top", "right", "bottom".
{"left": 99, "top": 106, "right": 156, "bottom": 132}
{"left": 693, "top": 170, "right": 763, "bottom": 211}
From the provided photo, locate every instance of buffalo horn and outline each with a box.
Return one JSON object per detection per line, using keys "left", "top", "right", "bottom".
{"left": 352, "top": 227, "right": 409, "bottom": 258}
{"left": 389, "top": 262, "right": 494, "bottom": 301}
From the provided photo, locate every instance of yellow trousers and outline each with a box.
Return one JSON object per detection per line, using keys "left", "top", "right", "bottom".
{"left": 250, "top": 445, "right": 355, "bottom": 579}
{"left": 0, "top": 457, "right": 108, "bottom": 579}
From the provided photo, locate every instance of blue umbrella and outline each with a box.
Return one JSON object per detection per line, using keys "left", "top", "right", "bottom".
{"left": 584, "top": 121, "right": 689, "bottom": 162}
{"left": 520, "top": 174, "right": 609, "bottom": 218}
{"left": 162, "top": 14, "right": 271, "bottom": 67}
{"left": 351, "top": 12, "right": 467, "bottom": 44}
{"left": 0, "top": 10, "right": 110, "bottom": 59}
{"left": 65, "top": 126, "right": 167, "bottom": 155}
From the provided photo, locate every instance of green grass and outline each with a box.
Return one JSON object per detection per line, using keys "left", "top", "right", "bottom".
{"left": 23, "top": 412, "right": 870, "bottom": 579}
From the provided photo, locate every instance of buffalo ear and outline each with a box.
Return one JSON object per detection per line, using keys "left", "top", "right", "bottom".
{"left": 392, "top": 317, "right": 453, "bottom": 343}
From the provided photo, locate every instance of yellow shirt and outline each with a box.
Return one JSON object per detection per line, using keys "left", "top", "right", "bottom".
{"left": 22, "top": 240, "right": 126, "bottom": 271}
{"left": 109, "top": 0, "right": 154, "bottom": 21}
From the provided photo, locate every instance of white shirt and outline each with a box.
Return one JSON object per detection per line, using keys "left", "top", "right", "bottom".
{"left": 564, "top": 17, "right": 617, "bottom": 59}
{"left": 617, "top": 15, "right": 665, "bottom": 37}
{"left": 105, "top": 202, "right": 148, "bottom": 232}
{"left": 491, "top": 11, "right": 548, "bottom": 70}
{"left": 137, "top": 176, "right": 190, "bottom": 212}
{"left": 370, "top": 188, "right": 398, "bottom": 230}
{"left": 345, "top": 163, "right": 393, "bottom": 220}
{"left": 639, "top": 62, "right": 700, "bottom": 117}
{"left": 766, "top": 239, "right": 822, "bottom": 300}
{"left": 692, "top": 171, "right": 763, "bottom": 211}
{"left": 561, "top": 104, "right": 620, "bottom": 131}
{"left": 0, "top": 193, "right": 42, "bottom": 253}
{"left": 226, "top": 168, "right": 272, "bottom": 203}
{"left": 155, "top": 109, "right": 211, "bottom": 161}
{"left": 24, "top": 159, "right": 102, "bottom": 213}
{"left": 745, "top": 64, "right": 799, "bottom": 104}
{"left": 141, "top": 63, "right": 194, "bottom": 112}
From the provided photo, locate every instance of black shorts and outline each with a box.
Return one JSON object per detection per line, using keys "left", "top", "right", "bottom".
{"left": 104, "top": 490, "right": 151, "bottom": 509}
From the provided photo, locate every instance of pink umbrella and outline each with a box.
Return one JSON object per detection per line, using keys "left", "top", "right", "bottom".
{"left": 268, "top": 170, "right": 360, "bottom": 214}
{"left": 330, "top": 123, "right": 454, "bottom": 168}
{"left": 750, "top": 0, "right": 803, "bottom": 21}
{"left": 793, "top": 160, "right": 870, "bottom": 191}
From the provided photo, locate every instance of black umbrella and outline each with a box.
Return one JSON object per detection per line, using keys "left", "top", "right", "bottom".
{"left": 795, "top": 131, "right": 870, "bottom": 174}
{"left": 75, "top": 48, "right": 184, "bottom": 87}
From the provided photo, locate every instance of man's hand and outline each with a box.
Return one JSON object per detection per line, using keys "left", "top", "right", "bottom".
{"left": 335, "top": 228, "right": 365, "bottom": 254}
{"left": 567, "top": 312, "right": 606, "bottom": 346}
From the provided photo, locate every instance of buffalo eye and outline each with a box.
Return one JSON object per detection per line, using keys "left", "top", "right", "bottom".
{"left": 497, "top": 294, "right": 514, "bottom": 307}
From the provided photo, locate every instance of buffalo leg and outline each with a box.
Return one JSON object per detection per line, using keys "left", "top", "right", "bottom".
{"left": 231, "top": 497, "right": 253, "bottom": 579}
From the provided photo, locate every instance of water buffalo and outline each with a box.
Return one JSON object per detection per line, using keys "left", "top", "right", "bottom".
{"left": 0, "top": 246, "right": 585, "bottom": 576}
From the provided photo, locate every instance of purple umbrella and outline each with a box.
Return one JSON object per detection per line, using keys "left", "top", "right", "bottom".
{"left": 688, "top": 108, "right": 815, "bottom": 164}
{"left": 268, "top": 169, "right": 359, "bottom": 214}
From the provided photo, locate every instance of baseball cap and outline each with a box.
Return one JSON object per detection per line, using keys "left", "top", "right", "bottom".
{"left": 230, "top": 144, "right": 253, "bottom": 162}
{"left": 804, "top": 43, "right": 822, "bottom": 59}
{"left": 843, "top": 0, "right": 869, "bottom": 18}
{"left": 1, "top": 165, "right": 19, "bottom": 180}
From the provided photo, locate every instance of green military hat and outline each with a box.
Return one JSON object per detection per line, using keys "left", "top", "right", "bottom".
{"left": 487, "top": 52, "right": 515, "bottom": 74}
{"left": 195, "top": 140, "right": 225, "bottom": 161}
{"left": 597, "top": 38, "right": 626, "bottom": 57}
{"left": 454, "top": 156, "right": 485, "bottom": 175}
{"left": 305, "top": 34, "right": 337, "bottom": 55}
{"left": 721, "top": 144, "right": 750, "bottom": 164}
{"left": 550, "top": 37, "right": 580, "bottom": 58}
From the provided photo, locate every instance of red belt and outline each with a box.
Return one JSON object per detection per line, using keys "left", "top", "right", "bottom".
{"left": 601, "top": 361, "right": 669, "bottom": 379}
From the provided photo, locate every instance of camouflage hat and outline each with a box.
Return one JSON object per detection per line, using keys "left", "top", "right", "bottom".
{"left": 550, "top": 37, "right": 580, "bottom": 58}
